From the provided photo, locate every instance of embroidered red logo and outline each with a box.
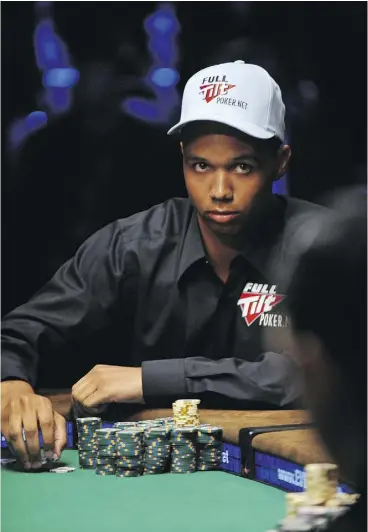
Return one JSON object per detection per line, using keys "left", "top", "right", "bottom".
{"left": 237, "top": 283, "right": 285, "bottom": 326}
{"left": 199, "top": 75, "right": 236, "bottom": 103}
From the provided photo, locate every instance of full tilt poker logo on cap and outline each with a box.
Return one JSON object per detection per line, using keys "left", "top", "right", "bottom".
{"left": 237, "top": 283, "right": 287, "bottom": 327}
{"left": 199, "top": 74, "right": 236, "bottom": 104}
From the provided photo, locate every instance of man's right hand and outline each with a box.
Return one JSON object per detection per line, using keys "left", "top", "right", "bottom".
{"left": 1, "top": 380, "right": 67, "bottom": 470}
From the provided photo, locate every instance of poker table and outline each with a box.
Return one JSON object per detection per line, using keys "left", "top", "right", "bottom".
{"left": 2, "top": 450, "right": 286, "bottom": 532}
{"left": 1, "top": 390, "right": 341, "bottom": 532}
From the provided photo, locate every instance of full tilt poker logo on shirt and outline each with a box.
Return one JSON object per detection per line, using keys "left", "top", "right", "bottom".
{"left": 199, "top": 75, "right": 248, "bottom": 110}
{"left": 237, "top": 283, "right": 289, "bottom": 328}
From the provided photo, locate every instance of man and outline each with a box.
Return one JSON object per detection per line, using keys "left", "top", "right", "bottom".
{"left": 1, "top": 61, "right": 322, "bottom": 470}
{"left": 278, "top": 189, "right": 366, "bottom": 530}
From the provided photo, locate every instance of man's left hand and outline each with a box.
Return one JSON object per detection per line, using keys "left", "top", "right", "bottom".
{"left": 72, "top": 365, "right": 144, "bottom": 407}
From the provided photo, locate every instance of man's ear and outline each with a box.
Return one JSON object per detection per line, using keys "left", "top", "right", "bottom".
{"left": 274, "top": 145, "right": 291, "bottom": 180}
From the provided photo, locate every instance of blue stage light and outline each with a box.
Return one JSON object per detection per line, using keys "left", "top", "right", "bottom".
{"left": 144, "top": 7, "right": 179, "bottom": 36}
{"left": 148, "top": 35, "right": 178, "bottom": 65}
{"left": 121, "top": 3, "right": 180, "bottom": 125}
{"left": 152, "top": 14, "right": 174, "bottom": 34}
{"left": 34, "top": 19, "right": 67, "bottom": 69}
{"left": 122, "top": 98, "right": 162, "bottom": 123}
{"left": 151, "top": 68, "right": 179, "bottom": 88}
{"left": 43, "top": 68, "right": 79, "bottom": 88}
{"left": 24, "top": 111, "right": 48, "bottom": 132}
{"left": 272, "top": 176, "right": 288, "bottom": 195}
{"left": 45, "top": 88, "right": 71, "bottom": 113}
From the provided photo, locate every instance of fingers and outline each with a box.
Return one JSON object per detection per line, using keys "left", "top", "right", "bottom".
{"left": 72, "top": 376, "right": 96, "bottom": 405}
{"left": 83, "top": 389, "right": 108, "bottom": 408}
{"left": 72, "top": 366, "right": 113, "bottom": 407}
{"left": 2, "top": 393, "right": 63, "bottom": 470}
{"left": 53, "top": 412, "right": 67, "bottom": 458}
{"left": 6, "top": 406, "right": 31, "bottom": 469}
{"left": 37, "top": 399, "right": 55, "bottom": 461}
{"left": 22, "top": 405, "right": 42, "bottom": 468}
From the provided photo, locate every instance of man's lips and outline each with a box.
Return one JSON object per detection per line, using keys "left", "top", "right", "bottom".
{"left": 205, "top": 210, "right": 241, "bottom": 223}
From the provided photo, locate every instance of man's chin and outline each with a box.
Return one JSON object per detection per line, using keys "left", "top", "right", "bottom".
{"left": 211, "top": 224, "right": 241, "bottom": 236}
{"left": 203, "top": 215, "right": 244, "bottom": 235}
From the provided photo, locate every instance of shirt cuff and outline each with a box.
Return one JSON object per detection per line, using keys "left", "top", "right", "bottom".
{"left": 141, "top": 359, "right": 186, "bottom": 400}
{"left": 1, "top": 354, "right": 32, "bottom": 385}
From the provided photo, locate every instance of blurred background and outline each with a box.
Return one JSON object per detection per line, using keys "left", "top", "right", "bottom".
{"left": 2, "top": 1, "right": 367, "bottom": 320}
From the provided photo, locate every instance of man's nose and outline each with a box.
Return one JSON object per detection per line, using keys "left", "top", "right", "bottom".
{"left": 209, "top": 171, "right": 233, "bottom": 202}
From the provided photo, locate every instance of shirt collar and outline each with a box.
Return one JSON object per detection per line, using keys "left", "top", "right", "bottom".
{"left": 178, "top": 208, "right": 206, "bottom": 282}
{"left": 178, "top": 197, "right": 287, "bottom": 283}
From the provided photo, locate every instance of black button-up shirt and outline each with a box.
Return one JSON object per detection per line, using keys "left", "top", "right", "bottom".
{"left": 1, "top": 195, "right": 323, "bottom": 409}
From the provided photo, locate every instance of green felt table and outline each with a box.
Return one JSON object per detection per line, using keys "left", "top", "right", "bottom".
{"left": 2, "top": 450, "right": 285, "bottom": 532}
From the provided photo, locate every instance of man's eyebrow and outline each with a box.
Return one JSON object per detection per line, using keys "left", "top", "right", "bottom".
{"left": 231, "top": 154, "right": 260, "bottom": 164}
{"left": 184, "top": 153, "right": 260, "bottom": 164}
{"left": 184, "top": 155, "right": 208, "bottom": 162}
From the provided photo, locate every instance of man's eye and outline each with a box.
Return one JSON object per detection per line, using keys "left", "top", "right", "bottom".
{"left": 193, "top": 162, "right": 208, "bottom": 172}
{"left": 234, "top": 163, "right": 252, "bottom": 175}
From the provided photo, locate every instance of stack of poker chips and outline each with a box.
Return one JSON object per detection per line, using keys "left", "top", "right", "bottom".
{"left": 154, "top": 417, "right": 175, "bottom": 428}
{"left": 196, "top": 425, "right": 223, "bottom": 471}
{"left": 273, "top": 463, "right": 360, "bottom": 531}
{"left": 113, "top": 422, "right": 138, "bottom": 431}
{"left": 76, "top": 417, "right": 101, "bottom": 469}
{"left": 95, "top": 428, "right": 118, "bottom": 476}
{"left": 115, "top": 428, "right": 144, "bottom": 477}
{"left": 305, "top": 463, "right": 338, "bottom": 505}
{"left": 136, "top": 420, "right": 158, "bottom": 431}
{"left": 172, "top": 399, "right": 200, "bottom": 427}
{"left": 137, "top": 418, "right": 171, "bottom": 430}
{"left": 275, "top": 506, "right": 350, "bottom": 531}
{"left": 143, "top": 427, "right": 171, "bottom": 475}
{"left": 170, "top": 427, "right": 198, "bottom": 474}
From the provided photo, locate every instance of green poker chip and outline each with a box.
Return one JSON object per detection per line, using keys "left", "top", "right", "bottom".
{"left": 196, "top": 425, "right": 223, "bottom": 471}
{"left": 76, "top": 417, "right": 102, "bottom": 469}
{"left": 77, "top": 418, "right": 223, "bottom": 477}
{"left": 115, "top": 468, "right": 141, "bottom": 477}
{"left": 142, "top": 423, "right": 171, "bottom": 475}
{"left": 112, "top": 426, "right": 145, "bottom": 477}
{"left": 113, "top": 422, "right": 138, "bottom": 430}
{"left": 169, "top": 426, "right": 198, "bottom": 474}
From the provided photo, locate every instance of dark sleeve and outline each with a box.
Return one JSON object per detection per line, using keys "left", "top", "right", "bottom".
{"left": 1, "top": 222, "right": 125, "bottom": 387}
{"left": 141, "top": 352, "right": 301, "bottom": 407}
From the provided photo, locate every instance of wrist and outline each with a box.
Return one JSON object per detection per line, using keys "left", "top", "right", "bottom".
{"left": 1, "top": 380, "right": 34, "bottom": 398}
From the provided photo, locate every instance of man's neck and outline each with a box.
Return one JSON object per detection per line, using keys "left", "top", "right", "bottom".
{"left": 196, "top": 195, "right": 280, "bottom": 282}
{"left": 197, "top": 216, "right": 243, "bottom": 282}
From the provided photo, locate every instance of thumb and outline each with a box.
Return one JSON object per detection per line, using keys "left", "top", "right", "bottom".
{"left": 53, "top": 411, "right": 67, "bottom": 459}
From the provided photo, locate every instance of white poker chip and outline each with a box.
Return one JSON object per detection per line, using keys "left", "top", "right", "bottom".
{"left": 49, "top": 466, "right": 76, "bottom": 473}
{"left": 0, "top": 458, "right": 16, "bottom": 465}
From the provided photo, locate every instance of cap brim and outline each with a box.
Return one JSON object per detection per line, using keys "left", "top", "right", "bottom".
{"left": 167, "top": 116, "right": 276, "bottom": 140}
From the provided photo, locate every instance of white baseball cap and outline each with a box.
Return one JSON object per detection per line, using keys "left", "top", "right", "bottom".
{"left": 167, "top": 60, "right": 285, "bottom": 142}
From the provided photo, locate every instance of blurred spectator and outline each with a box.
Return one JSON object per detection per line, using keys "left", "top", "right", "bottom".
{"left": 271, "top": 187, "right": 367, "bottom": 529}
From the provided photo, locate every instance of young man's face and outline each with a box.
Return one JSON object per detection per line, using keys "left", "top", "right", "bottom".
{"left": 182, "top": 132, "right": 289, "bottom": 236}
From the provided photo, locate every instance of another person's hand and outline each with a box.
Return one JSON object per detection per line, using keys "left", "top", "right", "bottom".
{"left": 72, "top": 365, "right": 144, "bottom": 408}
{"left": 1, "top": 381, "right": 67, "bottom": 470}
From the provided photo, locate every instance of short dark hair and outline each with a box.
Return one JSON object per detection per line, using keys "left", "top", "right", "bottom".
{"left": 180, "top": 121, "right": 282, "bottom": 155}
